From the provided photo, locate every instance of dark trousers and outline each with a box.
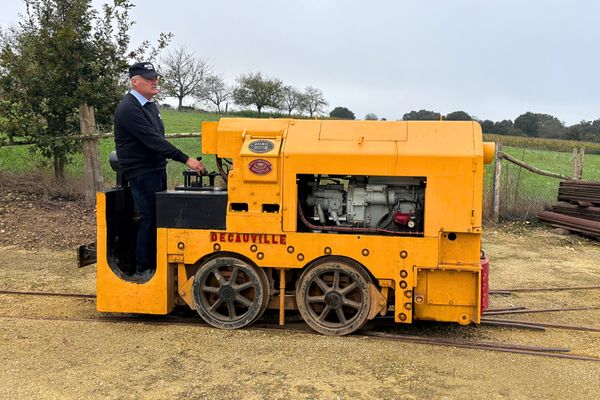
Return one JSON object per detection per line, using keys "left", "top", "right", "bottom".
{"left": 128, "top": 169, "right": 167, "bottom": 274}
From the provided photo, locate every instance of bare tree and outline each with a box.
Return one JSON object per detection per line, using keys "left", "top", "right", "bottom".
{"left": 303, "top": 86, "right": 328, "bottom": 117}
{"left": 281, "top": 85, "right": 305, "bottom": 116}
{"left": 160, "top": 48, "right": 211, "bottom": 110}
{"left": 198, "top": 74, "right": 232, "bottom": 114}
{"left": 365, "top": 113, "right": 378, "bottom": 120}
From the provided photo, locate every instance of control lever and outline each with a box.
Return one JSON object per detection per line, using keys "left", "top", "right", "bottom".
{"left": 183, "top": 156, "right": 218, "bottom": 188}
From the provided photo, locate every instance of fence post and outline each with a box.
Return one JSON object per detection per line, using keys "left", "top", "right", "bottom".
{"left": 572, "top": 148, "right": 580, "bottom": 180}
{"left": 79, "top": 103, "right": 103, "bottom": 202}
{"left": 577, "top": 146, "right": 585, "bottom": 180}
{"left": 492, "top": 143, "right": 502, "bottom": 223}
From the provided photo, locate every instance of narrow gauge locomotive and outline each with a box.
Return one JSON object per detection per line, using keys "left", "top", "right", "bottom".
{"left": 86, "top": 118, "right": 495, "bottom": 335}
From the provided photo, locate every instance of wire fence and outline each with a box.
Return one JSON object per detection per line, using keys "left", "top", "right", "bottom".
{"left": 0, "top": 132, "right": 201, "bottom": 147}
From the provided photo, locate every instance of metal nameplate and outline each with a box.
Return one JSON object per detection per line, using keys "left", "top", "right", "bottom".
{"left": 248, "top": 140, "right": 274, "bottom": 154}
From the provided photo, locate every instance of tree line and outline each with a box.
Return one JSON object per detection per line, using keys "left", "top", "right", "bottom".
{"left": 397, "top": 109, "right": 600, "bottom": 143}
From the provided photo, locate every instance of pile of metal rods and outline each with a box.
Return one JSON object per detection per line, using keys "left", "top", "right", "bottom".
{"left": 538, "top": 180, "right": 600, "bottom": 239}
{"left": 557, "top": 180, "right": 600, "bottom": 204}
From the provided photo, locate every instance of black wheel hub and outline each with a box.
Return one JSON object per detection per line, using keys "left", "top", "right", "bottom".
{"left": 218, "top": 284, "right": 235, "bottom": 302}
{"left": 324, "top": 291, "right": 343, "bottom": 308}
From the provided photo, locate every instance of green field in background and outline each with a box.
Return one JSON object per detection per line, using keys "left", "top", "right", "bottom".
{"left": 1, "top": 111, "right": 599, "bottom": 197}
{"left": 0, "top": 110, "right": 221, "bottom": 187}
{"left": 484, "top": 146, "right": 600, "bottom": 203}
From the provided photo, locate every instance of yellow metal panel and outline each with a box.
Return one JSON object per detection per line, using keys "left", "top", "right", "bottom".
{"left": 319, "top": 120, "right": 408, "bottom": 141}
{"left": 201, "top": 121, "right": 218, "bottom": 154}
{"left": 96, "top": 197, "right": 173, "bottom": 314}
{"left": 226, "top": 213, "right": 282, "bottom": 233}
{"left": 240, "top": 135, "right": 282, "bottom": 183}
{"left": 167, "top": 228, "right": 439, "bottom": 281}
{"left": 413, "top": 267, "right": 480, "bottom": 324}
{"left": 425, "top": 270, "right": 477, "bottom": 306}
{"left": 439, "top": 232, "right": 481, "bottom": 265}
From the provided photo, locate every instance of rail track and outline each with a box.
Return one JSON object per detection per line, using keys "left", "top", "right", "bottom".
{"left": 1, "top": 288, "right": 599, "bottom": 362}
{"left": 0, "top": 289, "right": 96, "bottom": 298}
{"left": 3, "top": 282, "right": 599, "bottom": 299}
{"left": 490, "top": 284, "right": 600, "bottom": 295}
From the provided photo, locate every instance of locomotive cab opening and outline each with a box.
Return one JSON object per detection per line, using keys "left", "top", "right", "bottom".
{"left": 101, "top": 152, "right": 141, "bottom": 280}
{"left": 103, "top": 187, "right": 138, "bottom": 279}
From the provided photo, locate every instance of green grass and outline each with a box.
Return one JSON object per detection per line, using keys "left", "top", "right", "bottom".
{"left": 0, "top": 109, "right": 222, "bottom": 187}
{"left": 2, "top": 111, "right": 600, "bottom": 202}
{"left": 481, "top": 145, "right": 600, "bottom": 220}
{"left": 160, "top": 109, "right": 221, "bottom": 134}
{"left": 484, "top": 146, "right": 600, "bottom": 201}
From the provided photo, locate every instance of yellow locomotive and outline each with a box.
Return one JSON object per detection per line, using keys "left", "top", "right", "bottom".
{"left": 89, "top": 118, "right": 495, "bottom": 335}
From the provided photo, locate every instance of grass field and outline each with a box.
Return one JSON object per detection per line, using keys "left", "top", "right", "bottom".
{"left": 482, "top": 146, "right": 600, "bottom": 219}
{"left": 0, "top": 110, "right": 221, "bottom": 187}
{"left": 1, "top": 111, "right": 599, "bottom": 217}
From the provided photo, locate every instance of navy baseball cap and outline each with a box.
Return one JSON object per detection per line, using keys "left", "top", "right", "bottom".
{"left": 128, "top": 62, "right": 160, "bottom": 78}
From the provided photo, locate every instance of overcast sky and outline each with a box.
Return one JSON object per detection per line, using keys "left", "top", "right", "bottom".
{"left": 1, "top": 0, "right": 599, "bottom": 125}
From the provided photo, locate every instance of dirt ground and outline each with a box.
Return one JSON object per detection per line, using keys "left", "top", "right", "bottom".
{"left": 1, "top": 174, "right": 599, "bottom": 399}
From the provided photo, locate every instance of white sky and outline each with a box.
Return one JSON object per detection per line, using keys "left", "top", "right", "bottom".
{"left": 1, "top": 0, "right": 599, "bottom": 124}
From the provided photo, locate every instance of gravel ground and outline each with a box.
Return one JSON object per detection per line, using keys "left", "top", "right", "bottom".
{"left": 0, "top": 228, "right": 599, "bottom": 399}
{"left": 0, "top": 174, "right": 599, "bottom": 399}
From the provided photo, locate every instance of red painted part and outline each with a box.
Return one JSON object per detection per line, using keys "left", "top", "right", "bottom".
{"left": 393, "top": 212, "right": 411, "bottom": 225}
{"left": 480, "top": 257, "right": 490, "bottom": 314}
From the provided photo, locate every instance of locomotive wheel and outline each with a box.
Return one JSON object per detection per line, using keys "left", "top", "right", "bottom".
{"left": 296, "top": 258, "right": 372, "bottom": 336}
{"left": 192, "top": 256, "right": 269, "bottom": 329}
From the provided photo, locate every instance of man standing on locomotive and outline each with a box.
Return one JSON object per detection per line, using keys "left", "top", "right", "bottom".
{"left": 114, "top": 62, "right": 206, "bottom": 279}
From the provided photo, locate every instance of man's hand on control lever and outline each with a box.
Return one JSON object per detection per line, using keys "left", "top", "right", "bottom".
{"left": 186, "top": 157, "right": 207, "bottom": 175}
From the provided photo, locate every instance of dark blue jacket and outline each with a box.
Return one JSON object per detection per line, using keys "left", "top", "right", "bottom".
{"left": 114, "top": 93, "right": 189, "bottom": 179}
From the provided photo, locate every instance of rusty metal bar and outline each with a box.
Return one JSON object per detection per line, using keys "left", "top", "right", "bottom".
{"left": 479, "top": 319, "right": 546, "bottom": 331}
{"left": 358, "top": 331, "right": 599, "bottom": 361}
{"left": 484, "top": 306, "right": 600, "bottom": 316}
{"left": 484, "top": 306, "right": 527, "bottom": 312}
{"left": 481, "top": 317, "right": 600, "bottom": 333}
{"left": 490, "top": 285, "right": 600, "bottom": 293}
{"left": 279, "top": 269, "right": 286, "bottom": 326}
{"left": 538, "top": 211, "right": 600, "bottom": 238}
{"left": 0, "top": 289, "right": 96, "bottom": 298}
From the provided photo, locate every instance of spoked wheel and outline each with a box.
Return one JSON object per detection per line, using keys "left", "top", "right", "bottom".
{"left": 296, "top": 257, "right": 372, "bottom": 336}
{"left": 192, "top": 256, "right": 269, "bottom": 329}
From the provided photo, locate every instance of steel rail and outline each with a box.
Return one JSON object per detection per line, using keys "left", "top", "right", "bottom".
{"left": 490, "top": 285, "right": 600, "bottom": 294}
{"left": 481, "top": 317, "right": 600, "bottom": 333}
{"left": 484, "top": 306, "right": 527, "bottom": 313}
{"left": 483, "top": 306, "right": 600, "bottom": 316}
{"left": 1, "top": 314, "right": 599, "bottom": 361}
{"left": 0, "top": 289, "right": 96, "bottom": 299}
{"left": 479, "top": 319, "right": 546, "bottom": 331}
{"left": 357, "top": 331, "right": 599, "bottom": 362}
{"left": 489, "top": 290, "right": 513, "bottom": 295}
{"left": 355, "top": 331, "right": 569, "bottom": 352}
